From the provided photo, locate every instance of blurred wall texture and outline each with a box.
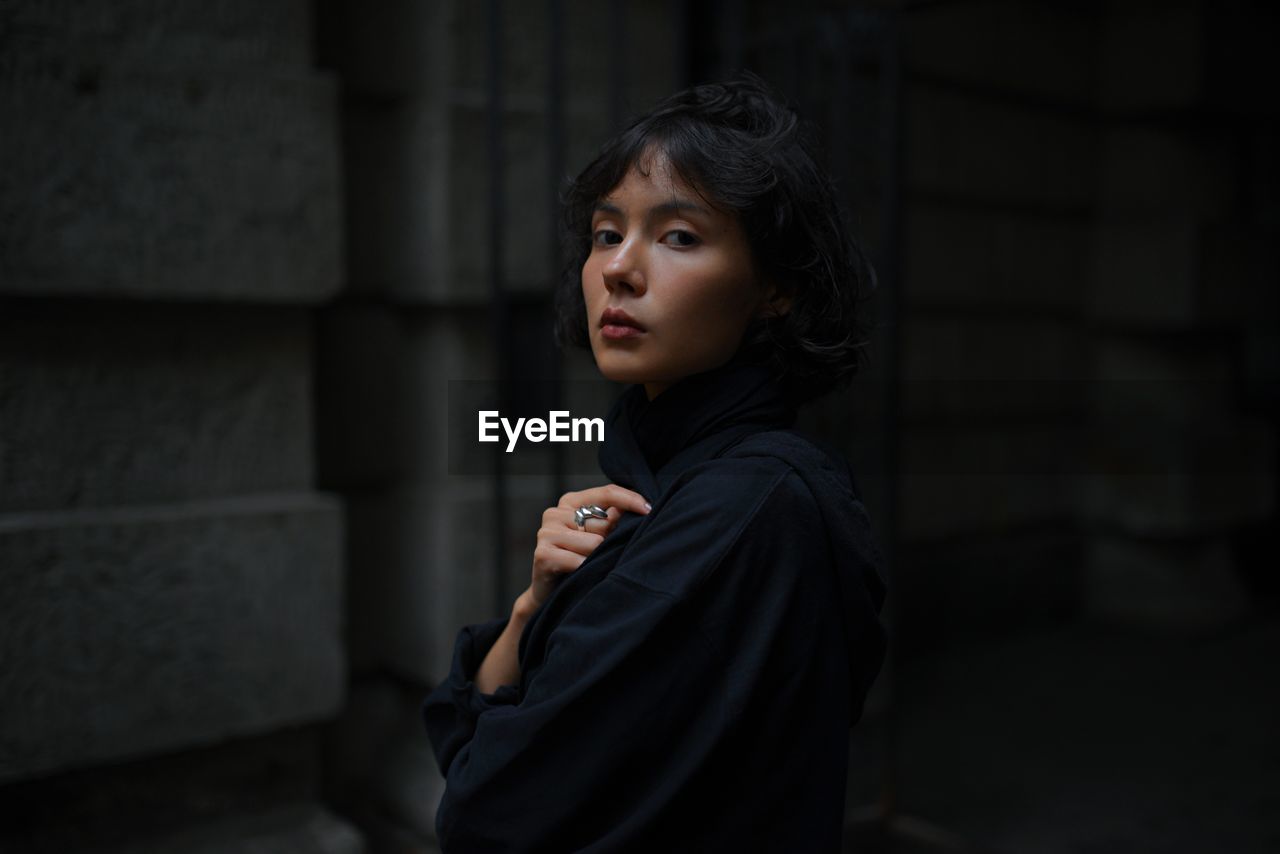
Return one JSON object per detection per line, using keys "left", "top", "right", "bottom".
{"left": 1, "top": 1, "right": 1276, "bottom": 852}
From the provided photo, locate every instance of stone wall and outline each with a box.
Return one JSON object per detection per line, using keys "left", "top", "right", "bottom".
{"left": 889, "top": 0, "right": 1102, "bottom": 647}
{"left": 0, "top": 1, "right": 353, "bottom": 850}
{"left": 1085, "top": 0, "right": 1277, "bottom": 628}
{"left": 888, "top": 0, "right": 1277, "bottom": 645}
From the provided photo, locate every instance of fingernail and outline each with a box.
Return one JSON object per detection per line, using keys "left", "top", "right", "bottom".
{"left": 644, "top": 502, "right": 652, "bottom": 512}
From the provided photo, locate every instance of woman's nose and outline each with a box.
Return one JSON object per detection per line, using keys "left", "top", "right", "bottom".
{"left": 602, "top": 238, "right": 646, "bottom": 296}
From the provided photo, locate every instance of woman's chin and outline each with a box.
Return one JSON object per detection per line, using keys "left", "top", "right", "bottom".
{"left": 592, "top": 351, "right": 653, "bottom": 385}
{"left": 596, "top": 365, "right": 652, "bottom": 385}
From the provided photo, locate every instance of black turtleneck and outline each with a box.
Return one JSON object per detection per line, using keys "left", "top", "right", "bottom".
{"left": 600, "top": 358, "right": 797, "bottom": 495}
{"left": 424, "top": 360, "right": 887, "bottom": 853}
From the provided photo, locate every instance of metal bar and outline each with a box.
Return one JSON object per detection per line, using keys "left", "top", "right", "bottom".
{"left": 609, "top": 0, "right": 628, "bottom": 130}
{"left": 672, "top": 0, "right": 693, "bottom": 87}
{"left": 722, "top": 0, "right": 746, "bottom": 75}
{"left": 875, "top": 7, "right": 906, "bottom": 821}
{"left": 548, "top": 0, "right": 566, "bottom": 502}
{"left": 487, "top": 0, "right": 509, "bottom": 616}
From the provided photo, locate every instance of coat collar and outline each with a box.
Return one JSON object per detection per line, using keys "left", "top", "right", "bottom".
{"left": 598, "top": 357, "right": 797, "bottom": 500}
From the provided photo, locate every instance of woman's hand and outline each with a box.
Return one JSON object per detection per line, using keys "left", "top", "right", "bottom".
{"left": 526, "top": 484, "right": 650, "bottom": 611}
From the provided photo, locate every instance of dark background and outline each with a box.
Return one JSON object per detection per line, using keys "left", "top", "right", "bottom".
{"left": 1, "top": 1, "right": 1277, "bottom": 852}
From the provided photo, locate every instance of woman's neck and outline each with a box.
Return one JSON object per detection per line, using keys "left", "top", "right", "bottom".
{"left": 643, "top": 382, "right": 670, "bottom": 400}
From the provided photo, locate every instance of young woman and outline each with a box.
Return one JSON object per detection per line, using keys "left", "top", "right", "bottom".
{"left": 424, "top": 73, "right": 887, "bottom": 852}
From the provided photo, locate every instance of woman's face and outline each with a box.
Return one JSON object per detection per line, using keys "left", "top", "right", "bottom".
{"left": 582, "top": 152, "right": 770, "bottom": 399}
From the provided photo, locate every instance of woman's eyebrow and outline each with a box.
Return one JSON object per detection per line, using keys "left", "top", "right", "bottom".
{"left": 593, "top": 199, "right": 711, "bottom": 218}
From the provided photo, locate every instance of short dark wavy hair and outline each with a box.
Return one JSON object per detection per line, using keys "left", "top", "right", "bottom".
{"left": 555, "top": 72, "right": 875, "bottom": 404}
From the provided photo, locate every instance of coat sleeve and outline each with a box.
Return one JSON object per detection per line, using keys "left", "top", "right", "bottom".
{"left": 422, "top": 615, "right": 522, "bottom": 779}
{"left": 424, "top": 461, "right": 817, "bottom": 852}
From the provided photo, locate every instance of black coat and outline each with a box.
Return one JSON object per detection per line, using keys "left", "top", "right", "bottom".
{"left": 423, "top": 360, "right": 888, "bottom": 852}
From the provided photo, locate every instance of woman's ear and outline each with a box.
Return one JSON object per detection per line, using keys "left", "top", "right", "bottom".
{"left": 758, "top": 280, "right": 792, "bottom": 319}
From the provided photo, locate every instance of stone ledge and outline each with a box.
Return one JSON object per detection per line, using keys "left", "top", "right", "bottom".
{"left": 905, "top": 1, "right": 1099, "bottom": 106}
{"left": 1085, "top": 535, "right": 1251, "bottom": 632}
{"left": 0, "top": 493, "right": 345, "bottom": 783}
{"left": 0, "top": 65, "right": 341, "bottom": 302}
{"left": 906, "top": 82, "right": 1097, "bottom": 210}
{"left": 0, "top": 1, "right": 315, "bottom": 73}
{"left": 905, "top": 204, "right": 1090, "bottom": 311}
{"left": 100, "top": 804, "right": 367, "bottom": 854}
{"left": 0, "top": 303, "right": 314, "bottom": 513}
{"left": 1099, "top": 0, "right": 1205, "bottom": 113}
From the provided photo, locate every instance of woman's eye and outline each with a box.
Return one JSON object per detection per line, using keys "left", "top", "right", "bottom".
{"left": 593, "top": 229, "right": 621, "bottom": 247}
{"left": 663, "top": 230, "right": 699, "bottom": 247}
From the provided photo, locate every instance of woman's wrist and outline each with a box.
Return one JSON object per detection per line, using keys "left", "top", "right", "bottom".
{"left": 474, "top": 591, "right": 538, "bottom": 695}
{"left": 512, "top": 589, "right": 540, "bottom": 624}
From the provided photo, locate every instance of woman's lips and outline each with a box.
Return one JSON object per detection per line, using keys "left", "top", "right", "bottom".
{"left": 601, "top": 324, "right": 644, "bottom": 340}
{"left": 600, "top": 308, "right": 645, "bottom": 340}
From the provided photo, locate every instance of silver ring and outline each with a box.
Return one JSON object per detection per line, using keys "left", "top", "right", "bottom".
{"left": 574, "top": 505, "right": 608, "bottom": 529}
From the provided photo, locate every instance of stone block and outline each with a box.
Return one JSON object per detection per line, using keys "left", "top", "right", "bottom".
{"left": 338, "top": 0, "right": 674, "bottom": 303}
{"left": 901, "top": 315, "right": 1084, "bottom": 383}
{"left": 343, "top": 476, "right": 554, "bottom": 684}
{"left": 0, "top": 725, "right": 337, "bottom": 851}
{"left": 896, "top": 529, "right": 1083, "bottom": 652}
{"left": 339, "top": 0, "right": 674, "bottom": 303}
{"left": 317, "top": 292, "right": 568, "bottom": 484}
{"left": 0, "top": 303, "right": 314, "bottom": 513}
{"left": 450, "top": 0, "right": 675, "bottom": 110}
{"left": 1090, "top": 335, "right": 1234, "bottom": 419}
{"left": 1097, "top": 128, "right": 1237, "bottom": 219}
{"left": 1251, "top": 129, "right": 1280, "bottom": 228}
{"left": 407, "top": 310, "right": 501, "bottom": 478}
{"left": 341, "top": 97, "right": 448, "bottom": 297}
{"left": 0, "top": 60, "right": 342, "bottom": 301}
{"left": 325, "top": 676, "right": 441, "bottom": 843}
{"left": 899, "top": 425, "right": 1084, "bottom": 541}
{"left": 0, "top": 0, "right": 315, "bottom": 73}
{"left": 1203, "top": 1, "right": 1280, "bottom": 118}
{"left": 614, "top": 0, "right": 681, "bottom": 116}
{"left": 1082, "top": 464, "right": 1274, "bottom": 538}
{"left": 1083, "top": 337, "right": 1275, "bottom": 533}
{"left": 315, "top": 304, "right": 422, "bottom": 488}
{"left": 343, "top": 95, "right": 611, "bottom": 302}
{"left": 1098, "top": 0, "right": 1205, "bottom": 112}
{"left": 900, "top": 315, "right": 1086, "bottom": 421}
{"left": 1085, "top": 535, "right": 1250, "bottom": 631}
{"left": 0, "top": 493, "right": 345, "bottom": 782}
{"left": 448, "top": 103, "right": 556, "bottom": 298}
{"left": 100, "top": 805, "right": 365, "bottom": 854}
{"left": 1084, "top": 412, "right": 1275, "bottom": 536}
{"left": 906, "top": 84, "right": 1097, "bottom": 209}
{"left": 1241, "top": 330, "right": 1280, "bottom": 405}
{"left": 1201, "top": 221, "right": 1280, "bottom": 324}
{"left": 335, "top": 0, "right": 450, "bottom": 98}
{"left": 318, "top": 304, "right": 582, "bottom": 679}
{"left": 452, "top": 0, "right": 553, "bottom": 100}
{"left": 438, "top": 99, "right": 613, "bottom": 301}
{"left": 905, "top": 0, "right": 1099, "bottom": 105}
{"left": 904, "top": 203, "right": 1090, "bottom": 312}
{"left": 1091, "top": 215, "right": 1200, "bottom": 325}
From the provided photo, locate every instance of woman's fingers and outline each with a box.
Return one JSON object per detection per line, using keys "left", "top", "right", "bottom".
{"left": 557, "top": 484, "right": 651, "bottom": 518}
{"left": 543, "top": 506, "right": 620, "bottom": 536}
{"left": 540, "top": 526, "right": 604, "bottom": 558}
{"left": 531, "top": 541, "right": 585, "bottom": 579}
{"left": 529, "top": 487, "right": 647, "bottom": 609}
